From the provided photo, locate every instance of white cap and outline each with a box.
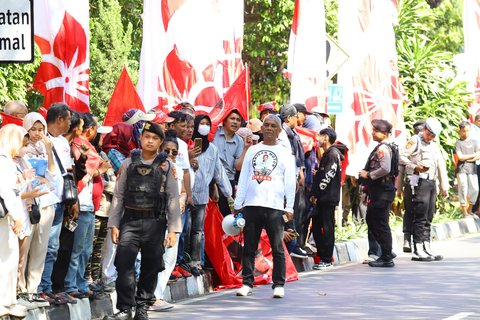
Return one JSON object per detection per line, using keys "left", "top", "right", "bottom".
{"left": 425, "top": 118, "right": 442, "bottom": 135}
{"left": 125, "top": 110, "right": 156, "bottom": 125}
{"left": 97, "top": 126, "right": 113, "bottom": 134}
{"left": 236, "top": 127, "right": 259, "bottom": 141}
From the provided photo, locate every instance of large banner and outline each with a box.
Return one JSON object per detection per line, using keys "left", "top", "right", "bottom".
{"left": 336, "top": 0, "right": 406, "bottom": 176}
{"left": 284, "top": 0, "right": 327, "bottom": 112}
{"left": 138, "top": 0, "right": 244, "bottom": 114}
{"left": 33, "top": 0, "right": 90, "bottom": 112}
{"left": 464, "top": 0, "right": 480, "bottom": 117}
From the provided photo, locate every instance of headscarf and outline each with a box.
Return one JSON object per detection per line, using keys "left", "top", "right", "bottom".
{"left": 192, "top": 114, "right": 211, "bottom": 154}
{"left": 102, "top": 122, "right": 134, "bottom": 157}
{"left": 22, "top": 112, "right": 48, "bottom": 157}
{"left": 122, "top": 109, "right": 143, "bottom": 148}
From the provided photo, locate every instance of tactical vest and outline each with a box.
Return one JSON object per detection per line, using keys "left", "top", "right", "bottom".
{"left": 124, "top": 150, "right": 169, "bottom": 216}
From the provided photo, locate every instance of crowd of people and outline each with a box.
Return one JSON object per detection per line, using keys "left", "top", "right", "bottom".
{"left": 0, "top": 100, "right": 477, "bottom": 320}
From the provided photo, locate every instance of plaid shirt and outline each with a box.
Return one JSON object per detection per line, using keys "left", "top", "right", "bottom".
{"left": 108, "top": 149, "right": 126, "bottom": 175}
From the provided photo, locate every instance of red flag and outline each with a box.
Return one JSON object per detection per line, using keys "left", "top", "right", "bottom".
{"left": 209, "top": 66, "right": 250, "bottom": 134}
{"left": 103, "top": 67, "right": 145, "bottom": 127}
{"left": 0, "top": 112, "right": 23, "bottom": 127}
{"left": 33, "top": 2, "right": 90, "bottom": 112}
{"left": 295, "top": 126, "right": 317, "bottom": 153}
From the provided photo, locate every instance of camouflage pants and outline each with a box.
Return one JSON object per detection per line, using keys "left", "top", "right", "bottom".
{"left": 85, "top": 216, "right": 108, "bottom": 282}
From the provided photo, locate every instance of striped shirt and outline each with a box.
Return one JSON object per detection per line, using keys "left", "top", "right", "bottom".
{"left": 192, "top": 143, "right": 232, "bottom": 205}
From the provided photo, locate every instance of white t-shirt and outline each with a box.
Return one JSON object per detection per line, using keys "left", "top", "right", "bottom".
{"left": 50, "top": 135, "right": 72, "bottom": 200}
{"left": 234, "top": 143, "right": 296, "bottom": 213}
{"left": 176, "top": 138, "right": 194, "bottom": 187}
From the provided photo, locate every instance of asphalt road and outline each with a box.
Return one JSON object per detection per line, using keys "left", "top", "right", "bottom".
{"left": 149, "top": 234, "right": 480, "bottom": 320}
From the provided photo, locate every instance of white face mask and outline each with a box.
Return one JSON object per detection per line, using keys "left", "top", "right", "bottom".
{"left": 198, "top": 124, "right": 211, "bottom": 136}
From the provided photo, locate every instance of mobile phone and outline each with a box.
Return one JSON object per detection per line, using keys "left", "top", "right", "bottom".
{"left": 65, "top": 219, "right": 78, "bottom": 232}
{"left": 289, "top": 230, "right": 300, "bottom": 238}
{"left": 194, "top": 138, "right": 203, "bottom": 150}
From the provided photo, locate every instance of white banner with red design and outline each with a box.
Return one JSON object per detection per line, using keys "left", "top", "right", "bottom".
{"left": 284, "top": 0, "right": 327, "bottom": 112}
{"left": 33, "top": 0, "right": 90, "bottom": 112}
{"left": 464, "top": 0, "right": 480, "bottom": 117}
{"left": 335, "top": 0, "right": 406, "bottom": 176}
{"left": 137, "top": 0, "right": 244, "bottom": 115}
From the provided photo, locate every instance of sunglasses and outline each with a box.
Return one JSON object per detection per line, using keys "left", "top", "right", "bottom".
{"left": 163, "top": 148, "right": 178, "bottom": 156}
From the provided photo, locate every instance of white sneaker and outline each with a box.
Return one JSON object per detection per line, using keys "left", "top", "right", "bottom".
{"left": 236, "top": 285, "right": 252, "bottom": 297}
{"left": 273, "top": 286, "right": 284, "bottom": 298}
{"left": 8, "top": 304, "right": 27, "bottom": 318}
{"left": 0, "top": 306, "right": 9, "bottom": 317}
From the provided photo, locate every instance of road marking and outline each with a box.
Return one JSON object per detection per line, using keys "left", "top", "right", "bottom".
{"left": 443, "top": 312, "right": 475, "bottom": 320}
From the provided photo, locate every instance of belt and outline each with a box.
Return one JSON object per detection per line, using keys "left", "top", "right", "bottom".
{"left": 418, "top": 173, "right": 435, "bottom": 180}
{"left": 124, "top": 208, "right": 157, "bottom": 220}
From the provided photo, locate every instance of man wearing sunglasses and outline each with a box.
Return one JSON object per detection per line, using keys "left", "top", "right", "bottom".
{"left": 105, "top": 121, "right": 181, "bottom": 320}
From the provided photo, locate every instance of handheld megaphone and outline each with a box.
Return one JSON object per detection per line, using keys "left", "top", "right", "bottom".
{"left": 222, "top": 213, "right": 245, "bottom": 236}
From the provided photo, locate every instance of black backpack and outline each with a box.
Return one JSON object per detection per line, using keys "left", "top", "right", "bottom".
{"left": 382, "top": 142, "right": 400, "bottom": 178}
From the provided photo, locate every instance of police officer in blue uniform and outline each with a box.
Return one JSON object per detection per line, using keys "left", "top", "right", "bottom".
{"left": 400, "top": 118, "right": 448, "bottom": 262}
{"left": 105, "top": 122, "right": 181, "bottom": 320}
{"left": 359, "top": 119, "right": 396, "bottom": 267}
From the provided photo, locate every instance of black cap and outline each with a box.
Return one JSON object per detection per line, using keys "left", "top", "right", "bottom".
{"left": 372, "top": 119, "right": 393, "bottom": 133}
{"left": 293, "top": 103, "right": 310, "bottom": 114}
{"left": 413, "top": 119, "right": 426, "bottom": 132}
{"left": 319, "top": 128, "right": 336, "bottom": 143}
{"left": 279, "top": 104, "right": 298, "bottom": 119}
{"left": 143, "top": 121, "right": 165, "bottom": 139}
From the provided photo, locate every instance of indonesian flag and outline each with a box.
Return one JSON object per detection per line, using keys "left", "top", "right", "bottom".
{"left": 138, "top": 0, "right": 244, "bottom": 114}
{"left": 103, "top": 67, "right": 145, "bottom": 127}
{"left": 464, "top": 0, "right": 480, "bottom": 117}
{"left": 336, "top": 0, "right": 407, "bottom": 176}
{"left": 33, "top": 0, "right": 90, "bottom": 112}
{"left": 284, "top": 0, "right": 327, "bottom": 112}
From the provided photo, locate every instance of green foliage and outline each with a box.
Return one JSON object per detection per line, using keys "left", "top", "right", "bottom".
{"left": 335, "top": 222, "right": 368, "bottom": 241}
{"left": 244, "top": 0, "right": 294, "bottom": 114}
{"left": 90, "top": 0, "right": 136, "bottom": 118}
{"left": 0, "top": 47, "right": 41, "bottom": 108}
{"left": 396, "top": 0, "right": 471, "bottom": 181}
{"left": 325, "top": 0, "right": 338, "bottom": 38}
{"left": 427, "top": 0, "right": 464, "bottom": 54}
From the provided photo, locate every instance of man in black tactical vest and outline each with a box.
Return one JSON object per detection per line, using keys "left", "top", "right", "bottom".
{"left": 105, "top": 122, "right": 181, "bottom": 320}
{"left": 359, "top": 119, "right": 397, "bottom": 268}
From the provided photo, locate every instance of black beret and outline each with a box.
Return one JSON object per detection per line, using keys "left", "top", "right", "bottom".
{"left": 413, "top": 119, "right": 426, "bottom": 131}
{"left": 372, "top": 119, "right": 393, "bottom": 133}
{"left": 143, "top": 121, "right": 164, "bottom": 138}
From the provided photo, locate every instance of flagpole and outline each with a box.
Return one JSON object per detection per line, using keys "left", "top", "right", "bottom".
{"left": 245, "top": 63, "right": 250, "bottom": 121}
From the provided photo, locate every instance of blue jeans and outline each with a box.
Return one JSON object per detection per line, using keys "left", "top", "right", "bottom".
{"left": 176, "top": 208, "right": 190, "bottom": 264}
{"left": 64, "top": 211, "right": 95, "bottom": 293}
{"left": 189, "top": 204, "right": 206, "bottom": 264}
{"left": 38, "top": 203, "right": 65, "bottom": 293}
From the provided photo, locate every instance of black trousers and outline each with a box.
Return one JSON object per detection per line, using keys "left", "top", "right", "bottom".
{"left": 115, "top": 216, "right": 166, "bottom": 310}
{"left": 411, "top": 179, "right": 436, "bottom": 243}
{"left": 403, "top": 183, "right": 414, "bottom": 238}
{"left": 311, "top": 203, "right": 336, "bottom": 263}
{"left": 218, "top": 179, "right": 236, "bottom": 217}
{"left": 473, "top": 165, "right": 480, "bottom": 212}
{"left": 242, "top": 206, "right": 285, "bottom": 289}
{"left": 366, "top": 199, "right": 393, "bottom": 260}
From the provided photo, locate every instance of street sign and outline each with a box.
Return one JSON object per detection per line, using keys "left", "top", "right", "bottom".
{"left": 326, "top": 34, "right": 349, "bottom": 81}
{"left": 0, "top": 0, "right": 34, "bottom": 63}
{"left": 327, "top": 84, "right": 343, "bottom": 114}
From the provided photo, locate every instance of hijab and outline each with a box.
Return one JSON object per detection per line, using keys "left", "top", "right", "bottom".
{"left": 23, "top": 112, "right": 48, "bottom": 157}
{"left": 102, "top": 122, "right": 134, "bottom": 157}
{"left": 192, "top": 114, "right": 211, "bottom": 154}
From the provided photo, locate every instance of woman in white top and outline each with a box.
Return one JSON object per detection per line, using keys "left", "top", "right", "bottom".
{"left": 16, "top": 112, "right": 59, "bottom": 304}
{"left": 0, "top": 124, "right": 29, "bottom": 318}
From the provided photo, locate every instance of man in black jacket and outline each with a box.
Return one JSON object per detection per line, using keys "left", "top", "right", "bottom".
{"left": 310, "top": 128, "right": 346, "bottom": 270}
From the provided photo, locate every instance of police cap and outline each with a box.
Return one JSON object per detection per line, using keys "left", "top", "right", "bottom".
{"left": 372, "top": 119, "right": 393, "bottom": 133}
{"left": 425, "top": 118, "right": 442, "bottom": 135}
{"left": 413, "top": 119, "right": 426, "bottom": 132}
{"left": 143, "top": 121, "right": 165, "bottom": 139}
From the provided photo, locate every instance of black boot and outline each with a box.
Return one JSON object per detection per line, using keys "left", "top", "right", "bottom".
{"left": 134, "top": 305, "right": 149, "bottom": 320}
{"left": 411, "top": 242, "right": 434, "bottom": 262}
{"left": 103, "top": 309, "right": 133, "bottom": 320}
{"left": 423, "top": 242, "right": 443, "bottom": 261}
{"left": 403, "top": 235, "right": 412, "bottom": 253}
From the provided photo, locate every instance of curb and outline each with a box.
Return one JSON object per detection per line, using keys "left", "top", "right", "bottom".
{"left": 14, "top": 217, "right": 480, "bottom": 320}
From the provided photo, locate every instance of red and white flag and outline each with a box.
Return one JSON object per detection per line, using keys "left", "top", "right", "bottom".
{"left": 464, "top": 0, "right": 480, "bottom": 117}
{"left": 103, "top": 67, "right": 145, "bottom": 127}
{"left": 336, "top": 0, "right": 407, "bottom": 176}
{"left": 138, "top": 0, "right": 244, "bottom": 114}
{"left": 33, "top": 0, "right": 90, "bottom": 112}
{"left": 284, "top": 0, "right": 327, "bottom": 112}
